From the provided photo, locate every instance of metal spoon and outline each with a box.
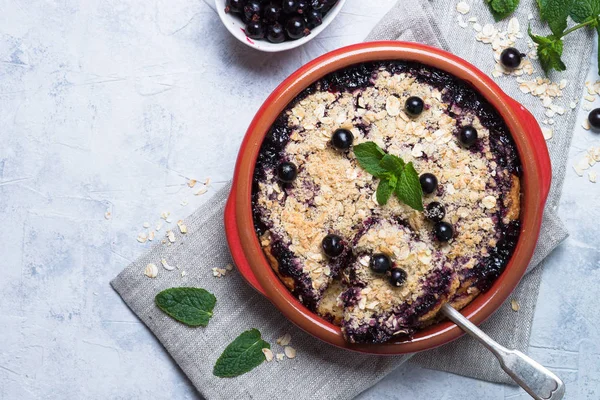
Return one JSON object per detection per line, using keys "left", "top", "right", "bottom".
{"left": 441, "top": 304, "right": 565, "bottom": 400}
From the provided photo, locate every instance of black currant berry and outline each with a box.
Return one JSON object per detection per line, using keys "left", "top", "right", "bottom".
{"left": 322, "top": 234, "right": 344, "bottom": 258}
{"left": 277, "top": 162, "right": 297, "bottom": 182}
{"left": 389, "top": 268, "right": 407, "bottom": 287}
{"left": 331, "top": 128, "right": 354, "bottom": 150}
{"left": 434, "top": 221, "right": 454, "bottom": 242}
{"left": 424, "top": 202, "right": 445, "bottom": 222}
{"left": 405, "top": 96, "right": 424, "bottom": 117}
{"left": 370, "top": 253, "right": 392, "bottom": 273}
{"left": 419, "top": 173, "right": 438, "bottom": 195}
{"left": 458, "top": 125, "right": 478, "bottom": 148}
{"left": 588, "top": 108, "right": 600, "bottom": 130}
{"left": 500, "top": 48, "right": 523, "bottom": 69}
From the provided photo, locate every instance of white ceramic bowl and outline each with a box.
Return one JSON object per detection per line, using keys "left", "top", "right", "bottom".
{"left": 215, "top": 0, "right": 347, "bottom": 52}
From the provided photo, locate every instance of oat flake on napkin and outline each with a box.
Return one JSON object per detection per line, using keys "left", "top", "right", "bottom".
{"left": 111, "top": 0, "right": 593, "bottom": 397}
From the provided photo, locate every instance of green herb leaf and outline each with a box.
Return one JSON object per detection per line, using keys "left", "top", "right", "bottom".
{"left": 213, "top": 329, "right": 270, "bottom": 378}
{"left": 353, "top": 141, "right": 424, "bottom": 211}
{"left": 353, "top": 142, "right": 387, "bottom": 177}
{"left": 528, "top": 27, "right": 567, "bottom": 73}
{"left": 486, "top": 0, "right": 520, "bottom": 21}
{"left": 539, "top": 0, "right": 574, "bottom": 35}
{"left": 379, "top": 154, "right": 405, "bottom": 175}
{"left": 570, "top": 0, "right": 600, "bottom": 23}
{"left": 376, "top": 179, "right": 394, "bottom": 205}
{"left": 395, "top": 162, "right": 424, "bottom": 211}
{"left": 155, "top": 287, "right": 216, "bottom": 327}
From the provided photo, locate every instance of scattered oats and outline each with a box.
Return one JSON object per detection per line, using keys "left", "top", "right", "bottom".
{"left": 542, "top": 127, "right": 553, "bottom": 140}
{"left": 457, "top": 15, "right": 468, "bottom": 28}
{"left": 194, "top": 187, "right": 208, "bottom": 196}
{"left": 204, "top": 177, "right": 211, "bottom": 186}
{"left": 143, "top": 221, "right": 150, "bottom": 228}
{"left": 547, "top": 119, "right": 555, "bottom": 125}
{"left": 583, "top": 119, "right": 591, "bottom": 130}
{"left": 104, "top": 211, "right": 112, "bottom": 220}
{"left": 156, "top": 223, "right": 162, "bottom": 231}
{"left": 527, "top": 12, "right": 534, "bottom": 20}
{"left": 573, "top": 165, "right": 584, "bottom": 176}
{"left": 180, "top": 198, "right": 189, "bottom": 207}
{"left": 468, "top": 16, "right": 478, "bottom": 22}
{"left": 456, "top": 1, "right": 470, "bottom": 14}
{"left": 148, "top": 231, "right": 155, "bottom": 241}
{"left": 559, "top": 79, "right": 567, "bottom": 89}
{"left": 137, "top": 232, "right": 148, "bottom": 243}
{"left": 277, "top": 333, "right": 292, "bottom": 346}
{"left": 473, "top": 22, "right": 482, "bottom": 32}
{"left": 589, "top": 171, "right": 597, "bottom": 183}
{"left": 545, "top": 109, "right": 555, "bottom": 118}
{"left": 576, "top": 157, "right": 592, "bottom": 171}
{"left": 181, "top": 270, "right": 187, "bottom": 277}
{"left": 160, "top": 211, "right": 170, "bottom": 220}
{"left": 212, "top": 267, "right": 229, "bottom": 277}
{"left": 507, "top": 18, "right": 519, "bottom": 35}
{"left": 262, "top": 348, "right": 274, "bottom": 362}
{"left": 161, "top": 259, "right": 176, "bottom": 271}
{"left": 585, "top": 95, "right": 595, "bottom": 102}
{"left": 167, "top": 230, "right": 176, "bottom": 243}
{"left": 570, "top": 101, "right": 577, "bottom": 109}
{"left": 276, "top": 353, "right": 285, "bottom": 362}
{"left": 511, "top": 299, "right": 520, "bottom": 312}
{"left": 583, "top": 103, "right": 593, "bottom": 111}
{"left": 165, "top": 217, "right": 173, "bottom": 223}
{"left": 589, "top": 146, "right": 600, "bottom": 162}
{"left": 187, "top": 179, "right": 197, "bottom": 188}
{"left": 144, "top": 263, "right": 158, "bottom": 278}
{"left": 542, "top": 97, "right": 552, "bottom": 108}
{"left": 284, "top": 346, "right": 296, "bottom": 359}
{"left": 226, "top": 263, "right": 234, "bottom": 271}
{"left": 177, "top": 220, "right": 188, "bottom": 234}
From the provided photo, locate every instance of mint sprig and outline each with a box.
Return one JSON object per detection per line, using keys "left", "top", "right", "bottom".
{"left": 489, "top": 0, "right": 600, "bottom": 74}
{"left": 155, "top": 287, "right": 216, "bottom": 327}
{"left": 354, "top": 142, "right": 424, "bottom": 211}
{"left": 213, "top": 329, "right": 271, "bottom": 378}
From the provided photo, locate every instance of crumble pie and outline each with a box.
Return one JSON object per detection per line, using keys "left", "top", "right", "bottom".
{"left": 252, "top": 61, "right": 521, "bottom": 344}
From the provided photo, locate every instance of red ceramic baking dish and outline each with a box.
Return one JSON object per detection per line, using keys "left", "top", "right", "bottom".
{"left": 224, "top": 41, "right": 551, "bottom": 354}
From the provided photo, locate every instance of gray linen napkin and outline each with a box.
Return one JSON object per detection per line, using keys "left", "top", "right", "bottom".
{"left": 111, "top": 0, "right": 593, "bottom": 397}
{"left": 365, "top": 0, "right": 592, "bottom": 384}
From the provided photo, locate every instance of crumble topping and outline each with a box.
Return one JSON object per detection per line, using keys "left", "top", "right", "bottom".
{"left": 252, "top": 62, "right": 521, "bottom": 343}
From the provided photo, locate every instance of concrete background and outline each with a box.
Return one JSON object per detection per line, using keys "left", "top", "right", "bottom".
{"left": 1, "top": 0, "right": 598, "bottom": 399}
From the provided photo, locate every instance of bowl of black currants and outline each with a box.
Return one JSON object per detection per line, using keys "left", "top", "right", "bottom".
{"left": 216, "top": 0, "right": 345, "bottom": 52}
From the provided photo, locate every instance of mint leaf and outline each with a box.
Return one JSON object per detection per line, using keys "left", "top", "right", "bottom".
{"left": 395, "top": 162, "right": 424, "bottom": 211}
{"left": 570, "top": 0, "right": 600, "bottom": 23}
{"left": 155, "top": 287, "right": 216, "bottom": 327}
{"left": 486, "top": 0, "right": 520, "bottom": 20}
{"left": 539, "top": 0, "right": 574, "bottom": 35}
{"left": 379, "top": 154, "right": 405, "bottom": 175}
{"left": 354, "top": 142, "right": 386, "bottom": 177}
{"left": 528, "top": 27, "right": 567, "bottom": 73}
{"left": 376, "top": 178, "right": 394, "bottom": 205}
{"left": 213, "top": 329, "right": 270, "bottom": 378}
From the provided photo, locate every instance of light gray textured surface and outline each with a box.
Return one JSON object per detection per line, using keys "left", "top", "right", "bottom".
{"left": 1, "top": 1, "right": 599, "bottom": 399}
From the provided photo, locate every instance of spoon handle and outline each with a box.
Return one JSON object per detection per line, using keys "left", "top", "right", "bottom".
{"left": 441, "top": 304, "right": 565, "bottom": 400}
